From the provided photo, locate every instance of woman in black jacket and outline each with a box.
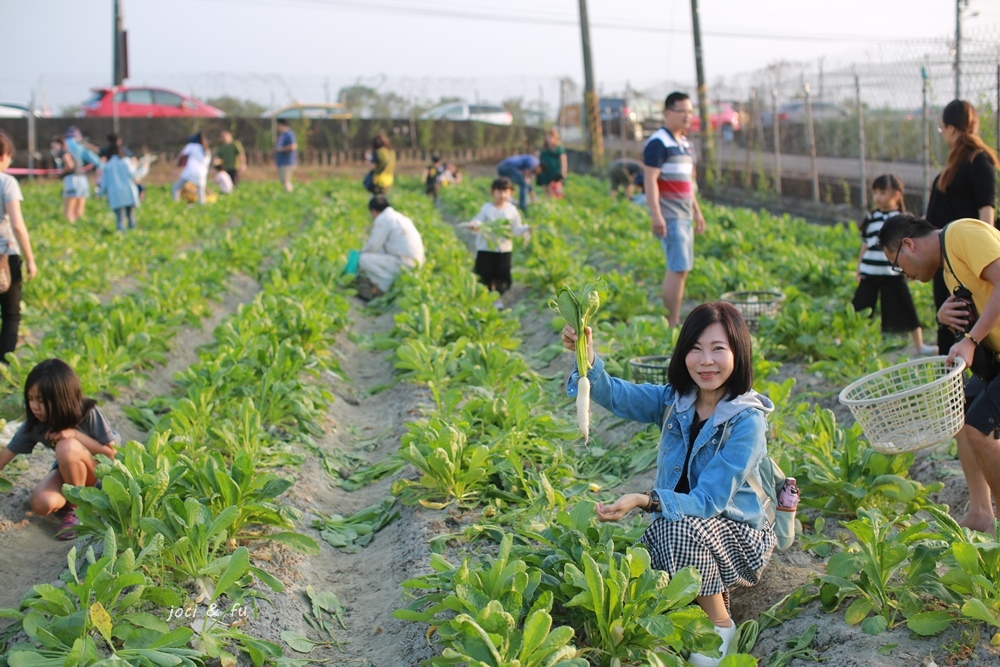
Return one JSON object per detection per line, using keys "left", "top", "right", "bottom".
{"left": 926, "top": 99, "right": 999, "bottom": 355}
{"left": 925, "top": 100, "right": 999, "bottom": 531}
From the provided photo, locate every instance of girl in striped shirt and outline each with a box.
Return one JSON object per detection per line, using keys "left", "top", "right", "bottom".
{"left": 852, "top": 174, "right": 936, "bottom": 356}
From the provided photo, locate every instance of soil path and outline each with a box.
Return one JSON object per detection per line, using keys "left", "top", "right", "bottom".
{"left": 237, "top": 302, "right": 439, "bottom": 666}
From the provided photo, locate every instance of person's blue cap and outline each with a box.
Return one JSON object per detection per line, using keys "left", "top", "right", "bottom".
{"left": 65, "top": 126, "right": 82, "bottom": 139}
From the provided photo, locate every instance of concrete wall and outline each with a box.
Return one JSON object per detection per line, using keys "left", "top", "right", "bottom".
{"left": 0, "top": 117, "right": 544, "bottom": 169}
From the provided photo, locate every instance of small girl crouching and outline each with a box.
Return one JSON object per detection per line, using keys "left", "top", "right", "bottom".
{"left": 0, "top": 359, "right": 119, "bottom": 539}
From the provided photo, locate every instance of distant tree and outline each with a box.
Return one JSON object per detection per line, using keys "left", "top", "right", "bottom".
{"left": 502, "top": 97, "right": 529, "bottom": 124}
{"left": 373, "top": 91, "right": 409, "bottom": 119}
{"left": 58, "top": 103, "right": 81, "bottom": 117}
{"left": 205, "top": 95, "right": 267, "bottom": 117}
{"left": 338, "top": 85, "right": 379, "bottom": 118}
{"left": 338, "top": 84, "right": 412, "bottom": 119}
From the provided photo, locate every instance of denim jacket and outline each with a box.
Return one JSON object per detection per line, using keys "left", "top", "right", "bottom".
{"left": 568, "top": 355, "right": 774, "bottom": 530}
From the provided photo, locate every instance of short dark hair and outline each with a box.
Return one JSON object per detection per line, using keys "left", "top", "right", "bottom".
{"left": 664, "top": 91, "right": 690, "bottom": 110}
{"left": 491, "top": 177, "right": 513, "bottom": 192}
{"left": 368, "top": 195, "right": 390, "bottom": 212}
{"left": 877, "top": 213, "right": 937, "bottom": 251}
{"left": 667, "top": 302, "right": 753, "bottom": 399}
{"left": 0, "top": 131, "right": 13, "bottom": 159}
{"left": 276, "top": 118, "right": 290, "bottom": 128}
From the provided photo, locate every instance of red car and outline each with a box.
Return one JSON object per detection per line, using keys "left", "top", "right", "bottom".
{"left": 689, "top": 102, "right": 741, "bottom": 139}
{"left": 82, "top": 86, "right": 225, "bottom": 118}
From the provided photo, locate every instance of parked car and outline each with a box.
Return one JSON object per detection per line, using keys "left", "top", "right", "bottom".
{"left": 599, "top": 95, "right": 656, "bottom": 140}
{"left": 759, "top": 101, "right": 848, "bottom": 126}
{"left": 420, "top": 103, "right": 513, "bottom": 125}
{"left": 0, "top": 103, "right": 49, "bottom": 118}
{"left": 82, "top": 86, "right": 225, "bottom": 118}
{"left": 688, "top": 102, "right": 742, "bottom": 139}
{"left": 272, "top": 103, "right": 352, "bottom": 120}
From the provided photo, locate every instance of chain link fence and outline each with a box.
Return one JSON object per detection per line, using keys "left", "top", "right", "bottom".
{"left": 703, "top": 25, "right": 1000, "bottom": 211}
{"left": 14, "top": 24, "right": 1000, "bottom": 207}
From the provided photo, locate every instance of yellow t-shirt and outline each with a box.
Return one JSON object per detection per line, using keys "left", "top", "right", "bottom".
{"left": 942, "top": 218, "right": 1000, "bottom": 351}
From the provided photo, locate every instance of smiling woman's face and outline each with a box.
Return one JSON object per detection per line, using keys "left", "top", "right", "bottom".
{"left": 685, "top": 322, "right": 734, "bottom": 394}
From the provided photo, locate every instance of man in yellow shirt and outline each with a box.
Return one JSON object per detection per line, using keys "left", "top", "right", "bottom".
{"left": 879, "top": 214, "right": 1000, "bottom": 534}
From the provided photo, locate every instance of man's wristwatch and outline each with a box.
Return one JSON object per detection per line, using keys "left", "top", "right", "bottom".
{"left": 643, "top": 490, "right": 661, "bottom": 513}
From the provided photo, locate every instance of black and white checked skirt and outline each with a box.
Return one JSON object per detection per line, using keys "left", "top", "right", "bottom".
{"left": 638, "top": 516, "right": 776, "bottom": 609}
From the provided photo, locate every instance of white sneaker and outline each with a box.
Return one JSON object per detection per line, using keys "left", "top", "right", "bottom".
{"left": 688, "top": 621, "right": 737, "bottom": 667}
{"left": 918, "top": 344, "right": 938, "bottom": 356}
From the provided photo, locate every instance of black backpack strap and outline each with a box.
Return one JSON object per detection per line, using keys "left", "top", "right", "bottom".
{"left": 939, "top": 223, "right": 965, "bottom": 290}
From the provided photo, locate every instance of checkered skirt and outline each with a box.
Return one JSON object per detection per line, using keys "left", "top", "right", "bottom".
{"left": 638, "top": 515, "right": 776, "bottom": 609}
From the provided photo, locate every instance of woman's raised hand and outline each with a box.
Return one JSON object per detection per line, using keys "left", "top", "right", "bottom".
{"left": 561, "top": 324, "right": 595, "bottom": 367}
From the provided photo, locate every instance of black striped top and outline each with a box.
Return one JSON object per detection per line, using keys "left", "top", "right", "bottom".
{"left": 859, "top": 209, "right": 901, "bottom": 277}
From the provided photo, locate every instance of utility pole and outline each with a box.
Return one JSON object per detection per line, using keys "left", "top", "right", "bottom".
{"left": 578, "top": 0, "right": 603, "bottom": 164}
{"left": 113, "top": 0, "right": 128, "bottom": 136}
{"left": 690, "top": 0, "right": 713, "bottom": 188}
{"left": 954, "top": 0, "right": 966, "bottom": 99}
{"left": 113, "top": 0, "right": 128, "bottom": 86}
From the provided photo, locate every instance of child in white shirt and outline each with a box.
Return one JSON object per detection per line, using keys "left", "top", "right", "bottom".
{"left": 462, "top": 177, "right": 530, "bottom": 309}
{"left": 213, "top": 163, "right": 234, "bottom": 195}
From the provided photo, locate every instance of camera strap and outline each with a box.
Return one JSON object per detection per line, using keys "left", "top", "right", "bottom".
{"left": 939, "top": 224, "right": 964, "bottom": 290}
{"left": 940, "top": 224, "right": 1000, "bottom": 370}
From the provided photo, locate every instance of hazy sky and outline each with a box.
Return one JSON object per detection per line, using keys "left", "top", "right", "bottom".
{"left": 4, "top": 0, "right": 999, "bottom": 112}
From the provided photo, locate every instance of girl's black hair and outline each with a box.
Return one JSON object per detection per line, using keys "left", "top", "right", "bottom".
{"left": 666, "top": 302, "right": 753, "bottom": 399}
{"left": 105, "top": 133, "right": 125, "bottom": 158}
{"left": 23, "top": 359, "right": 95, "bottom": 431}
{"left": 937, "top": 100, "right": 1000, "bottom": 193}
{"left": 871, "top": 173, "right": 905, "bottom": 212}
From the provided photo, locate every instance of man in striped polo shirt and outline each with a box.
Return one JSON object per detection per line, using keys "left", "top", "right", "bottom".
{"left": 643, "top": 92, "right": 706, "bottom": 326}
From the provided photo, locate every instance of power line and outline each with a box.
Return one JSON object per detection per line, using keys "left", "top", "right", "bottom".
{"left": 198, "top": 0, "right": 943, "bottom": 44}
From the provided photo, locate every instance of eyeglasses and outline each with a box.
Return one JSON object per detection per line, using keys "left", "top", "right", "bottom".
{"left": 889, "top": 244, "right": 904, "bottom": 273}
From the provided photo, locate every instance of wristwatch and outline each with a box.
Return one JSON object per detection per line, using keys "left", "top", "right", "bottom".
{"left": 643, "top": 490, "right": 661, "bottom": 513}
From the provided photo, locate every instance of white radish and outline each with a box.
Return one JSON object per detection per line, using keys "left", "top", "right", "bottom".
{"left": 577, "top": 376, "right": 591, "bottom": 441}
{"left": 550, "top": 280, "right": 605, "bottom": 441}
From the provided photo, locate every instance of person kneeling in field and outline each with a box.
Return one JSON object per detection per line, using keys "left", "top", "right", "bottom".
{"left": 355, "top": 195, "right": 425, "bottom": 300}
{"left": 879, "top": 214, "right": 1000, "bottom": 534}
{"left": 563, "top": 302, "right": 776, "bottom": 666}
{"left": 0, "top": 359, "right": 119, "bottom": 540}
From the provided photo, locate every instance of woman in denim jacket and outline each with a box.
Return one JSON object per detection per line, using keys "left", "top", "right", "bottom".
{"left": 563, "top": 301, "right": 775, "bottom": 667}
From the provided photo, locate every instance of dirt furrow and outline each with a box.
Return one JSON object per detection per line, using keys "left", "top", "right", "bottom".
{"left": 239, "top": 302, "right": 439, "bottom": 666}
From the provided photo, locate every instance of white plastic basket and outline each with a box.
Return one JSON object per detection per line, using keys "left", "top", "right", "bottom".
{"left": 838, "top": 356, "right": 966, "bottom": 454}
{"left": 720, "top": 290, "right": 785, "bottom": 330}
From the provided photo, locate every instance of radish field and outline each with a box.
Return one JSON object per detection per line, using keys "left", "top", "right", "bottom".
{"left": 0, "top": 176, "right": 997, "bottom": 666}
